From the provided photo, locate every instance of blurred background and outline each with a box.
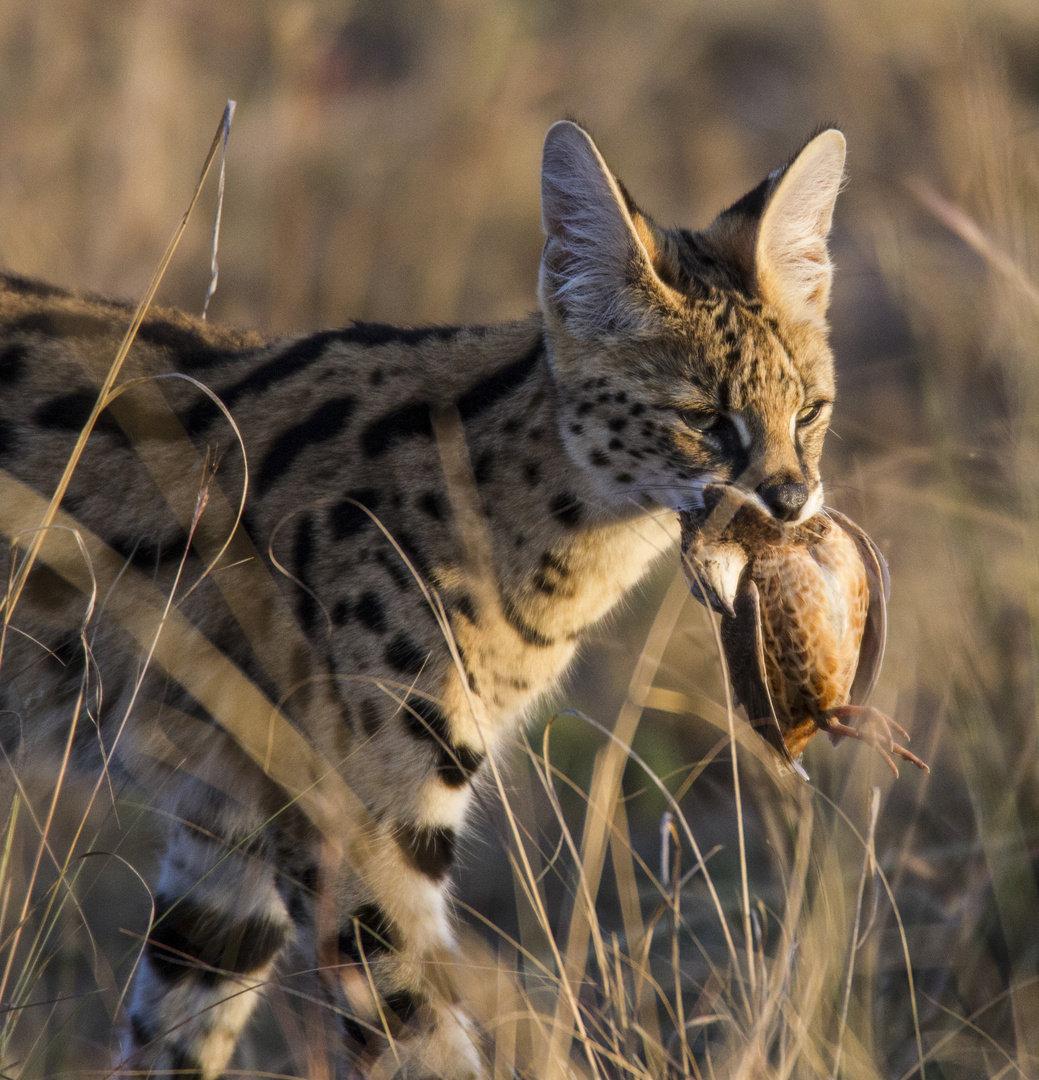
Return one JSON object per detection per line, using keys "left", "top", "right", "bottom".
{"left": 2, "top": 0, "right": 1039, "bottom": 1076}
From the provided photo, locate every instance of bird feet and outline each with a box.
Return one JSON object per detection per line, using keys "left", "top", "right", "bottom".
{"left": 822, "top": 705, "right": 930, "bottom": 777}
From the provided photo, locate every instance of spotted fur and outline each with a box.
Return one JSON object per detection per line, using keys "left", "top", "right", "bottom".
{"left": 0, "top": 122, "right": 844, "bottom": 1078}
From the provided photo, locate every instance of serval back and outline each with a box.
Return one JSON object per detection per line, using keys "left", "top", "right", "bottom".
{"left": 0, "top": 121, "right": 845, "bottom": 1077}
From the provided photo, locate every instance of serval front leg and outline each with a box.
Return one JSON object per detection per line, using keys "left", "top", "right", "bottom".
{"left": 121, "top": 820, "right": 291, "bottom": 1078}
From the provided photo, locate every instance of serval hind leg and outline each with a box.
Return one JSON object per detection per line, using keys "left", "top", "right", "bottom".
{"left": 121, "top": 821, "right": 291, "bottom": 1078}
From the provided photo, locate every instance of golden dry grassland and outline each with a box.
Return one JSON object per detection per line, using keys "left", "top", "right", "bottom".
{"left": 1, "top": 1, "right": 1038, "bottom": 1076}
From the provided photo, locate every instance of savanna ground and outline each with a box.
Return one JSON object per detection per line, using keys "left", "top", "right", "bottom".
{"left": 0, "top": 1, "right": 1038, "bottom": 1076}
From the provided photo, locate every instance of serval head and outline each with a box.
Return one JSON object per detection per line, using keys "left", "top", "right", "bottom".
{"left": 538, "top": 120, "right": 845, "bottom": 526}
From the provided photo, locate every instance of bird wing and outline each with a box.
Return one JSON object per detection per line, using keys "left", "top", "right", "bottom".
{"left": 826, "top": 508, "right": 889, "bottom": 706}
{"left": 722, "top": 579, "right": 797, "bottom": 767}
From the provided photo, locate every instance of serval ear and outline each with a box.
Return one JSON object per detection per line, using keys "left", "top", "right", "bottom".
{"left": 539, "top": 120, "right": 677, "bottom": 338}
{"left": 754, "top": 129, "right": 846, "bottom": 327}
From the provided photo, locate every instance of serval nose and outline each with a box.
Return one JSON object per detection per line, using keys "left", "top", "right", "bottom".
{"left": 757, "top": 478, "right": 809, "bottom": 521}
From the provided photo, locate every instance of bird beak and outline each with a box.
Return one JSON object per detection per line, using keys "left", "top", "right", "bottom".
{"left": 682, "top": 541, "right": 746, "bottom": 618}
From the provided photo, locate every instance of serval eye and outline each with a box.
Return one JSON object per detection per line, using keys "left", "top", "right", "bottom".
{"left": 681, "top": 408, "right": 721, "bottom": 434}
{"left": 797, "top": 401, "right": 827, "bottom": 427}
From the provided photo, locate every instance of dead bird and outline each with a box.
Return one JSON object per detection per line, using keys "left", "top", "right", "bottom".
{"left": 680, "top": 493, "right": 928, "bottom": 778}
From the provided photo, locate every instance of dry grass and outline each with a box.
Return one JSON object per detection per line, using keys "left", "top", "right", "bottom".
{"left": 0, "top": 0, "right": 1038, "bottom": 1076}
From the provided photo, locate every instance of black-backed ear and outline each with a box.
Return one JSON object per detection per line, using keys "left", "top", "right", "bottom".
{"left": 754, "top": 129, "right": 845, "bottom": 326}
{"left": 539, "top": 120, "right": 676, "bottom": 337}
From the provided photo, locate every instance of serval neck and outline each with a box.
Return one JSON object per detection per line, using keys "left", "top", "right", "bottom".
{"left": 430, "top": 314, "right": 679, "bottom": 649}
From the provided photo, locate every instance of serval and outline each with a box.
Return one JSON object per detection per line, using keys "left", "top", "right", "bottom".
{"left": 0, "top": 120, "right": 845, "bottom": 1077}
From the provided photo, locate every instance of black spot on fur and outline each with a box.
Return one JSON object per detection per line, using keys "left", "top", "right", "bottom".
{"left": 187, "top": 321, "right": 443, "bottom": 430}
{"left": 134, "top": 319, "right": 240, "bottom": 370}
{"left": 569, "top": 423, "right": 583, "bottom": 435}
{"left": 332, "top": 600, "right": 350, "bottom": 625}
{"left": 473, "top": 449, "right": 495, "bottom": 485}
{"left": 257, "top": 396, "right": 356, "bottom": 494}
{"left": 523, "top": 461, "right": 541, "bottom": 486}
{"left": 293, "top": 515, "right": 318, "bottom": 633}
{"left": 419, "top": 490, "right": 448, "bottom": 521}
{"left": 147, "top": 894, "right": 287, "bottom": 985}
{"left": 266, "top": 324, "right": 448, "bottom": 392}
{"left": 0, "top": 342, "right": 28, "bottom": 384}
{"left": 185, "top": 328, "right": 347, "bottom": 433}
{"left": 385, "top": 634, "right": 426, "bottom": 676}
{"left": 615, "top": 472, "right": 634, "bottom": 484}
{"left": 440, "top": 743, "right": 483, "bottom": 787}
{"left": 590, "top": 449, "right": 609, "bottom": 467}
{"left": 550, "top": 492, "right": 584, "bottom": 529}
{"left": 397, "top": 823, "right": 456, "bottom": 881}
{"left": 532, "top": 549, "right": 572, "bottom": 598}
{"left": 375, "top": 549, "right": 412, "bottom": 592}
{"left": 608, "top": 416, "right": 628, "bottom": 433}
{"left": 456, "top": 337, "right": 543, "bottom": 422}
{"left": 329, "top": 488, "right": 381, "bottom": 540}
{"left": 403, "top": 695, "right": 451, "bottom": 746}
{"left": 355, "top": 591, "right": 387, "bottom": 632}
{"left": 501, "top": 596, "right": 554, "bottom": 647}
{"left": 403, "top": 696, "right": 484, "bottom": 786}
{"left": 608, "top": 437, "right": 624, "bottom": 451}
{"left": 542, "top": 550, "right": 569, "bottom": 576}
{"left": 454, "top": 594, "right": 478, "bottom": 624}
{"left": 369, "top": 367, "right": 385, "bottom": 386}
{"left": 361, "top": 401, "right": 433, "bottom": 458}
{"left": 0, "top": 416, "right": 19, "bottom": 459}
{"left": 359, "top": 338, "right": 542, "bottom": 459}
{"left": 108, "top": 530, "right": 192, "bottom": 571}
{"left": 34, "top": 391, "right": 129, "bottom": 446}
{"left": 338, "top": 902, "right": 395, "bottom": 963}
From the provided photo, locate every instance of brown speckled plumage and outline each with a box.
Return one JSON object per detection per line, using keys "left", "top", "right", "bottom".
{"left": 681, "top": 497, "right": 928, "bottom": 776}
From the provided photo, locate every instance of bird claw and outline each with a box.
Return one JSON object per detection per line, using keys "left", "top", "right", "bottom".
{"left": 823, "top": 706, "right": 930, "bottom": 776}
